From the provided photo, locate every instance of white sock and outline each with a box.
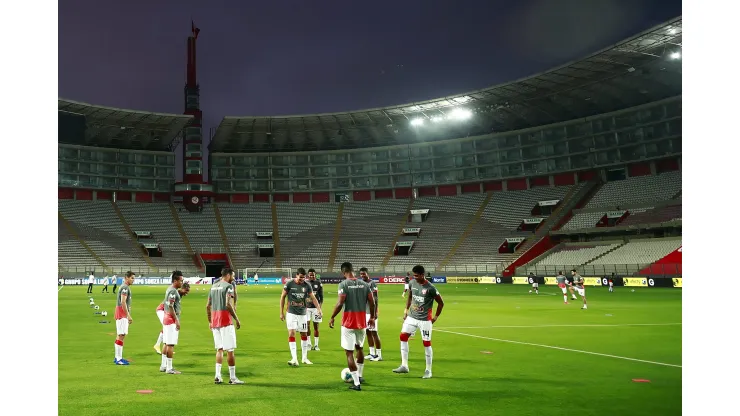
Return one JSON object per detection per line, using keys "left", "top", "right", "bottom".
{"left": 572, "top": 294, "right": 577, "bottom": 299}
{"left": 424, "top": 346, "right": 433, "bottom": 372}
{"left": 563, "top": 295, "right": 568, "bottom": 302}
{"left": 155, "top": 332, "right": 163, "bottom": 346}
{"left": 161, "top": 354, "right": 167, "bottom": 368}
{"left": 357, "top": 363, "right": 364, "bottom": 377}
{"left": 314, "top": 337, "right": 319, "bottom": 348}
{"left": 301, "top": 340, "right": 309, "bottom": 360}
{"left": 114, "top": 344, "right": 121, "bottom": 360}
{"left": 289, "top": 341, "right": 297, "bottom": 361}
{"left": 369, "top": 347, "right": 376, "bottom": 355}
{"left": 401, "top": 341, "right": 409, "bottom": 367}
{"left": 229, "top": 366, "right": 236, "bottom": 380}
{"left": 376, "top": 349, "right": 382, "bottom": 359}
{"left": 166, "top": 358, "right": 173, "bottom": 371}
{"left": 351, "top": 371, "right": 360, "bottom": 386}
{"left": 216, "top": 363, "right": 222, "bottom": 378}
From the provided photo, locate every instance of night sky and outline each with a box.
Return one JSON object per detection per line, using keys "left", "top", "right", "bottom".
{"left": 59, "top": 0, "right": 681, "bottom": 141}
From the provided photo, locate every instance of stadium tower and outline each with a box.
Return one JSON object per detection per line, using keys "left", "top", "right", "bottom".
{"left": 175, "top": 21, "right": 214, "bottom": 212}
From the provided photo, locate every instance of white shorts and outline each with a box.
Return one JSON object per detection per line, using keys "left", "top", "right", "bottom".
{"left": 163, "top": 323, "right": 179, "bottom": 345}
{"left": 341, "top": 326, "right": 366, "bottom": 351}
{"left": 366, "top": 313, "right": 378, "bottom": 331}
{"left": 575, "top": 287, "right": 586, "bottom": 297}
{"left": 156, "top": 310, "right": 165, "bottom": 325}
{"left": 560, "top": 285, "right": 568, "bottom": 294}
{"left": 532, "top": 283, "right": 539, "bottom": 288}
{"left": 404, "top": 284, "right": 409, "bottom": 290}
{"left": 402, "top": 317, "right": 433, "bottom": 341}
{"left": 212, "top": 325, "right": 237, "bottom": 351}
{"left": 116, "top": 318, "right": 129, "bottom": 335}
{"left": 286, "top": 312, "right": 308, "bottom": 332}
{"left": 306, "top": 308, "right": 323, "bottom": 323}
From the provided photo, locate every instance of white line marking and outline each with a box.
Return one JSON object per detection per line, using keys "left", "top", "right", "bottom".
{"left": 435, "top": 323, "right": 682, "bottom": 330}
{"left": 437, "top": 329, "right": 681, "bottom": 368}
{"left": 58, "top": 286, "right": 64, "bottom": 292}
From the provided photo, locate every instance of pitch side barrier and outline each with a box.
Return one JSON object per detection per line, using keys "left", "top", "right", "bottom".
{"left": 511, "top": 275, "right": 682, "bottom": 288}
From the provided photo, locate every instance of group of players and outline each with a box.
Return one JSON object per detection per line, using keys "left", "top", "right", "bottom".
{"left": 111, "top": 263, "right": 445, "bottom": 390}
{"left": 528, "top": 270, "right": 589, "bottom": 309}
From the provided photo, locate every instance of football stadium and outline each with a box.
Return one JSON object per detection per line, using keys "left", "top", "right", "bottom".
{"left": 58, "top": 17, "right": 682, "bottom": 416}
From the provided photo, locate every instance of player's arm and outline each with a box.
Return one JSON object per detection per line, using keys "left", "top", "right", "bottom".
{"left": 167, "top": 293, "right": 180, "bottom": 330}
{"left": 279, "top": 289, "right": 288, "bottom": 321}
{"left": 367, "top": 291, "right": 376, "bottom": 321}
{"left": 328, "top": 293, "right": 347, "bottom": 329}
{"left": 206, "top": 292, "right": 212, "bottom": 326}
{"left": 317, "top": 284, "right": 324, "bottom": 306}
{"left": 431, "top": 294, "right": 445, "bottom": 324}
{"left": 308, "top": 292, "right": 323, "bottom": 316}
{"left": 374, "top": 289, "right": 379, "bottom": 317}
{"left": 403, "top": 290, "right": 412, "bottom": 320}
{"left": 226, "top": 289, "right": 241, "bottom": 330}
{"left": 120, "top": 292, "right": 132, "bottom": 323}
{"left": 232, "top": 284, "right": 238, "bottom": 309}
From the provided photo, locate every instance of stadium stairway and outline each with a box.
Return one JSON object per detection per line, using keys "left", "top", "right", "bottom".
{"left": 271, "top": 203, "right": 283, "bottom": 269}
{"left": 58, "top": 211, "right": 111, "bottom": 274}
{"left": 380, "top": 197, "right": 415, "bottom": 269}
{"left": 327, "top": 202, "right": 345, "bottom": 272}
{"left": 504, "top": 181, "right": 598, "bottom": 276}
{"left": 436, "top": 192, "right": 494, "bottom": 270}
{"left": 212, "top": 203, "right": 233, "bottom": 259}
{"left": 112, "top": 201, "right": 157, "bottom": 272}
{"left": 169, "top": 202, "right": 202, "bottom": 272}
{"left": 582, "top": 242, "right": 627, "bottom": 266}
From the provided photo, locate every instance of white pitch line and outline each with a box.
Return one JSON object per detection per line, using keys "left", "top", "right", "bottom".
{"left": 437, "top": 329, "right": 681, "bottom": 368}
{"left": 58, "top": 286, "right": 64, "bottom": 292}
{"left": 435, "top": 323, "right": 682, "bottom": 330}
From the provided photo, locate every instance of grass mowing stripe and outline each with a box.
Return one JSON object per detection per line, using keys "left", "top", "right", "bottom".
{"left": 437, "top": 329, "right": 682, "bottom": 368}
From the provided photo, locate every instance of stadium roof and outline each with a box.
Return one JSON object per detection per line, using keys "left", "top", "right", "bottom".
{"left": 58, "top": 99, "right": 193, "bottom": 152}
{"left": 211, "top": 16, "right": 682, "bottom": 154}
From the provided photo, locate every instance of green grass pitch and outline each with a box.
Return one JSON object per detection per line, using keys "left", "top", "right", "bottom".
{"left": 58, "top": 283, "right": 681, "bottom": 416}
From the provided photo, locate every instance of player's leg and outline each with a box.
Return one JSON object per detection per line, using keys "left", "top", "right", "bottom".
{"left": 365, "top": 313, "right": 376, "bottom": 359}
{"left": 223, "top": 325, "right": 244, "bottom": 384}
{"left": 286, "top": 313, "right": 299, "bottom": 365}
{"left": 114, "top": 319, "right": 129, "bottom": 364}
{"left": 561, "top": 285, "right": 568, "bottom": 304}
{"left": 569, "top": 286, "right": 577, "bottom": 300}
{"left": 312, "top": 321, "right": 321, "bottom": 350}
{"left": 394, "top": 318, "right": 417, "bottom": 373}
{"left": 354, "top": 329, "right": 367, "bottom": 382}
{"left": 306, "top": 309, "right": 313, "bottom": 345}
{"left": 299, "top": 315, "right": 311, "bottom": 364}
{"left": 402, "top": 283, "right": 408, "bottom": 297}
{"left": 341, "top": 327, "right": 361, "bottom": 389}
{"left": 213, "top": 328, "right": 224, "bottom": 383}
{"left": 534, "top": 283, "right": 539, "bottom": 294}
{"left": 580, "top": 288, "right": 588, "bottom": 309}
{"left": 112, "top": 284, "right": 117, "bottom": 293}
{"left": 154, "top": 311, "right": 164, "bottom": 354}
{"left": 420, "top": 321, "right": 434, "bottom": 379}
{"left": 370, "top": 326, "right": 382, "bottom": 361}
{"left": 163, "top": 324, "right": 180, "bottom": 374}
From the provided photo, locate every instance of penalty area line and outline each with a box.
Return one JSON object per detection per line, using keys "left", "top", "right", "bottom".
{"left": 437, "top": 329, "right": 681, "bottom": 368}
{"left": 435, "top": 323, "right": 682, "bottom": 330}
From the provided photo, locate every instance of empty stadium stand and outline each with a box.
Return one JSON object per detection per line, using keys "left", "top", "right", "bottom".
{"left": 584, "top": 171, "right": 681, "bottom": 209}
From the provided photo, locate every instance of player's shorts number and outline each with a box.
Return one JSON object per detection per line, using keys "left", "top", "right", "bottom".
{"left": 422, "top": 330, "right": 430, "bottom": 338}
{"left": 301, "top": 322, "right": 307, "bottom": 332}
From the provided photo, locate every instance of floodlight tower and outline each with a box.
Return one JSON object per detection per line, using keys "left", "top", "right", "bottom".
{"left": 175, "top": 21, "right": 213, "bottom": 211}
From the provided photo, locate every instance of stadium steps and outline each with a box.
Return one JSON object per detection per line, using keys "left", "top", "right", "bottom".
{"left": 380, "top": 197, "right": 415, "bottom": 269}
{"left": 552, "top": 180, "right": 603, "bottom": 231}
{"left": 111, "top": 201, "right": 158, "bottom": 272}
{"left": 582, "top": 242, "right": 627, "bottom": 266}
{"left": 58, "top": 211, "right": 111, "bottom": 274}
{"left": 169, "top": 202, "right": 202, "bottom": 272}
{"left": 271, "top": 203, "right": 283, "bottom": 269}
{"left": 327, "top": 202, "right": 345, "bottom": 272}
{"left": 436, "top": 192, "right": 494, "bottom": 270}
{"left": 212, "top": 202, "right": 233, "bottom": 258}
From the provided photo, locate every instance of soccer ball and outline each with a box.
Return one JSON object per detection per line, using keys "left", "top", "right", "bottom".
{"left": 94, "top": 305, "right": 100, "bottom": 310}
{"left": 89, "top": 298, "right": 94, "bottom": 302}
{"left": 631, "top": 289, "right": 635, "bottom": 292}
{"left": 101, "top": 311, "right": 107, "bottom": 317}
{"left": 340, "top": 368, "right": 353, "bottom": 383}
{"left": 89, "top": 301, "right": 95, "bottom": 306}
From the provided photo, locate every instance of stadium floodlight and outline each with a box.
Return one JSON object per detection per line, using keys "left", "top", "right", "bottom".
{"left": 448, "top": 108, "right": 472, "bottom": 121}
{"left": 410, "top": 118, "right": 425, "bottom": 126}
{"left": 431, "top": 116, "right": 445, "bottom": 123}
{"left": 670, "top": 51, "right": 681, "bottom": 60}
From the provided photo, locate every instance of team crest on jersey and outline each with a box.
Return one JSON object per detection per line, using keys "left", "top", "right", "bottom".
{"left": 422, "top": 289, "right": 427, "bottom": 295}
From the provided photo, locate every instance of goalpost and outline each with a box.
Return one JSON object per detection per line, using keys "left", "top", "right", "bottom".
{"left": 244, "top": 267, "right": 293, "bottom": 280}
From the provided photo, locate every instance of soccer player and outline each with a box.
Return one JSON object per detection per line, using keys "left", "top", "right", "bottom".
{"left": 161, "top": 273, "right": 185, "bottom": 374}
{"left": 206, "top": 268, "right": 245, "bottom": 385}
{"left": 529, "top": 272, "right": 538, "bottom": 294}
{"left": 113, "top": 271, "right": 135, "bottom": 365}
{"left": 566, "top": 271, "right": 579, "bottom": 301}
{"left": 253, "top": 272, "right": 259, "bottom": 285}
{"left": 112, "top": 274, "right": 119, "bottom": 293}
{"left": 280, "top": 268, "right": 323, "bottom": 366}
{"left": 572, "top": 270, "right": 588, "bottom": 309}
{"left": 393, "top": 265, "right": 444, "bottom": 379}
{"left": 402, "top": 272, "right": 411, "bottom": 297}
{"left": 87, "top": 272, "right": 94, "bottom": 293}
{"left": 305, "top": 268, "right": 324, "bottom": 350}
{"left": 608, "top": 273, "right": 615, "bottom": 293}
{"left": 556, "top": 271, "right": 569, "bottom": 304}
{"left": 102, "top": 275, "right": 109, "bottom": 293}
{"left": 329, "top": 262, "right": 375, "bottom": 391}
{"left": 359, "top": 267, "right": 382, "bottom": 361}
{"left": 154, "top": 273, "right": 189, "bottom": 354}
